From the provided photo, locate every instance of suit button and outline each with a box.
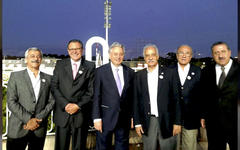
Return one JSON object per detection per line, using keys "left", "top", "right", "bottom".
{"left": 148, "top": 112, "right": 150, "bottom": 115}
{"left": 181, "top": 87, "right": 184, "bottom": 90}
{"left": 33, "top": 101, "right": 36, "bottom": 103}
{"left": 181, "top": 97, "right": 183, "bottom": 99}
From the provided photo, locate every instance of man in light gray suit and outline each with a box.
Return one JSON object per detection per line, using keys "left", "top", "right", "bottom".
{"left": 6, "top": 47, "right": 55, "bottom": 150}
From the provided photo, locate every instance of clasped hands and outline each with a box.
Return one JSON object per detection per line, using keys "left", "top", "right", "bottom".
{"left": 23, "top": 118, "right": 42, "bottom": 131}
{"left": 65, "top": 103, "right": 80, "bottom": 115}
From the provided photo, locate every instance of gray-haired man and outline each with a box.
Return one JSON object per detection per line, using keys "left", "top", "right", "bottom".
{"left": 7, "top": 47, "right": 55, "bottom": 150}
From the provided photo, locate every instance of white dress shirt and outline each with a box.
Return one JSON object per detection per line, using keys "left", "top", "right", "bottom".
{"left": 94, "top": 63, "right": 125, "bottom": 123}
{"left": 177, "top": 63, "right": 190, "bottom": 86}
{"left": 215, "top": 59, "right": 232, "bottom": 85}
{"left": 27, "top": 68, "right": 41, "bottom": 102}
{"left": 147, "top": 64, "right": 159, "bottom": 117}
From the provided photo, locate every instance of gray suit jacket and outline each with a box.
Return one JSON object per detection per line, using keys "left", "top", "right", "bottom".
{"left": 7, "top": 69, "right": 55, "bottom": 138}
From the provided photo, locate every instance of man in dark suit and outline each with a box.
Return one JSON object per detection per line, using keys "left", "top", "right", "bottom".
{"left": 133, "top": 44, "right": 181, "bottom": 150}
{"left": 171, "top": 45, "right": 201, "bottom": 150}
{"left": 92, "top": 42, "right": 135, "bottom": 150}
{"left": 51, "top": 39, "right": 95, "bottom": 150}
{"left": 7, "top": 47, "right": 55, "bottom": 150}
{"left": 200, "top": 41, "right": 239, "bottom": 150}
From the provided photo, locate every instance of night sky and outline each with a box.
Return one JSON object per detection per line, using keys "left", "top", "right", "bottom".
{"left": 2, "top": 0, "right": 237, "bottom": 59}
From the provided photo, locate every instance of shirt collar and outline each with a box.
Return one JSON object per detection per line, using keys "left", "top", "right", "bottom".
{"left": 110, "top": 62, "right": 123, "bottom": 71}
{"left": 27, "top": 67, "right": 40, "bottom": 78}
{"left": 177, "top": 63, "right": 190, "bottom": 72}
{"left": 216, "top": 59, "right": 232, "bottom": 69}
{"left": 70, "top": 58, "right": 81, "bottom": 66}
{"left": 147, "top": 64, "right": 159, "bottom": 73}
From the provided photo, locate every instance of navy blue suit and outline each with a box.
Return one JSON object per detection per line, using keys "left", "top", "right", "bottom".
{"left": 92, "top": 63, "right": 135, "bottom": 150}
{"left": 171, "top": 64, "right": 201, "bottom": 129}
{"left": 133, "top": 65, "right": 181, "bottom": 139}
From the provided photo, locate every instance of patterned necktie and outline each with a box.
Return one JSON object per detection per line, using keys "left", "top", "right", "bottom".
{"left": 115, "top": 68, "right": 122, "bottom": 96}
{"left": 218, "top": 66, "right": 226, "bottom": 88}
{"left": 73, "top": 63, "right": 78, "bottom": 79}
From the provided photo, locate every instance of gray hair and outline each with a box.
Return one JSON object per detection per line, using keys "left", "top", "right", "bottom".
{"left": 176, "top": 44, "right": 193, "bottom": 54}
{"left": 142, "top": 44, "right": 159, "bottom": 57}
{"left": 24, "top": 47, "right": 43, "bottom": 63}
{"left": 109, "top": 42, "right": 125, "bottom": 53}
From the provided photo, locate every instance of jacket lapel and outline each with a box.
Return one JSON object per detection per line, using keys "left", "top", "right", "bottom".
{"left": 37, "top": 72, "right": 46, "bottom": 101}
{"left": 64, "top": 58, "right": 74, "bottom": 81}
{"left": 23, "top": 69, "right": 37, "bottom": 102}
{"left": 121, "top": 65, "right": 129, "bottom": 96}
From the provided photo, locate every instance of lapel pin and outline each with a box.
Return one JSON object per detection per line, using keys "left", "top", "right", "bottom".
{"left": 159, "top": 75, "right": 164, "bottom": 79}
{"left": 191, "top": 72, "right": 195, "bottom": 76}
{"left": 161, "top": 72, "right": 164, "bottom": 75}
{"left": 79, "top": 70, "right": 83, "bottom": 74}
{"left": 187, "top": 76, "right": 191, "bottom": 80}
{"left": 41, "top": 79, "right": 46, "bottom": 82}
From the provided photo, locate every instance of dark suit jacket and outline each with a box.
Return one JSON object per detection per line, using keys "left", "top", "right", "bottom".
{"left": 92, "top": 63, "right": 135, "bottom": 131}
{"left": 200, "top": 60, "right": 239, "bottom": 133}
{"left": 7, "top": 69, "right": 55, "bottom": 138}
{"left": 171, "top": 64, "right": 201, "bottom": 129}
{"left": 51, "top": 58, "right": 95, "bottom": 128}
{"left": 133, "top": 65, "right": 181, "bottom": 138}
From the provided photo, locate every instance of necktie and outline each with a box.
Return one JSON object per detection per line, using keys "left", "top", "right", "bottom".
{"left": 115, "top": 68, "right": 122, "bottom": 96}
{"left": 218, "top": 66, "right": 226, "bottom": 88}
{"left": 73, "top": 63, "right": 78, "bottom": 79}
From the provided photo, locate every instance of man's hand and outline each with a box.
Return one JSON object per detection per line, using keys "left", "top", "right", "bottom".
{"left": 135, "top": 126, "right": 144, "bottom": 137}
{"left": 65, "top": 103, "right": 80, "bottom": 115}
{"left": 201, "top": 119, "right": 205, "bottom": 128}
{"left": 23, "top": 118, "right": 42, "bottom": 131}
{"left": 173, "top": 124, "right": 181, "bottom": 136}
{"left": 94, "top": 120, "right": 102, "bottom": 133}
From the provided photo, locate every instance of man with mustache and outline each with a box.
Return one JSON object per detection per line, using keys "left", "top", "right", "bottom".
{"left": 200, "top": 41, "right": 239, "bottom": 150}
{"left": 52, "top": 39, "right": 95, "bottom": 150}
{"left": 133, "top": 44, "right": 181, "bottom": 150}
{"left": 6, "top": 47, "right": 55, "bottom": 150}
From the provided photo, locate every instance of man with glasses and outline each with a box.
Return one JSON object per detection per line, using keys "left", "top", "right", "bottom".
{"left": 7, "top": 47, "right": 55, "bottom": 150}
{"left": 171, "top": 45, "right": 201, "bottom": 150}
{"left": 52, "top": 39, "right": 95, "bottom": 150}
{"left": 200, "top": 41, "right": 239, "bottom": 150}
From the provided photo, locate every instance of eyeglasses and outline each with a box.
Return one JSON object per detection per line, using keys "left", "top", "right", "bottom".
{"left": 177, "top": 52, "right": 191, "bottom": 57}
{"left": 68, "top": 48, "right": 82, "bottom": 51}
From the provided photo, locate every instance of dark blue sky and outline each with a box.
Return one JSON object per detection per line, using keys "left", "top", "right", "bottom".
{"left": 3, "top": 0, "right": 237, "bottom": 59}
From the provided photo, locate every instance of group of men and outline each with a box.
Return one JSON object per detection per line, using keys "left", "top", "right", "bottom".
{"left": 6, "top": 39, "right": 239, "bottom": 150}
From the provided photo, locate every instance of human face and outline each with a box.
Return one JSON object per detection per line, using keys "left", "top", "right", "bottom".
{"left": 212, "top": 44, "right": 231, "bottom": 66}
{"left": 144, "top": 47, "right": 159, "bottom": 68}
{"left": 109, "top": 47, "right": 124, "bottom": 67}
{"left": 68, "top": 42, "right": 83, "bottom": 62}
{"left": 176, "top": 46, "right": 192, "bottom": 67}
{"left": 26, "top": 50, "right": 42, "bottom": 70}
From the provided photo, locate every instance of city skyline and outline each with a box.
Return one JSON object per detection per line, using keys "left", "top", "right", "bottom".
{"left": 2, "top": 0, "right": 238, "bottom": 59}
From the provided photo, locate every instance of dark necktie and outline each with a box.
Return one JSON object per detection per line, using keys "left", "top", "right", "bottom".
{"left": 218, "top": 66, "right": 226, "bottom": 88}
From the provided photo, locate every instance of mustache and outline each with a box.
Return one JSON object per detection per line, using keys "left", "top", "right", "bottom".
{"left": 31, "top": 60, "right": 40, "bottom": 63}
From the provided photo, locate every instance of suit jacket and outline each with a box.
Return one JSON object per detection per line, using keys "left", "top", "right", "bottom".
{"left": 51, "top": 58, "right": 95, "bottom": 128}
{"left": 7, "top": 69, "right": 55, "bottom": 138}
{"left": 171, "top": 64, "right": 201, "bottom": 129}
{"left": 92, "top": 63, "right": 135, "bottom": 131}
{"left": 133, "top": 65, "right": 181, "bottom": 138}
{"left": 200, "top": 60, "right": 239, "bottom": 133}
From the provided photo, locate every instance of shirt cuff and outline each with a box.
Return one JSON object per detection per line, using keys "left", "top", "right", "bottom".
{"left": 135, "top": 124, "right": 142, "bottom": 127}
{"left": 94, "top": 118, "right": 102, "bottom": 123}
